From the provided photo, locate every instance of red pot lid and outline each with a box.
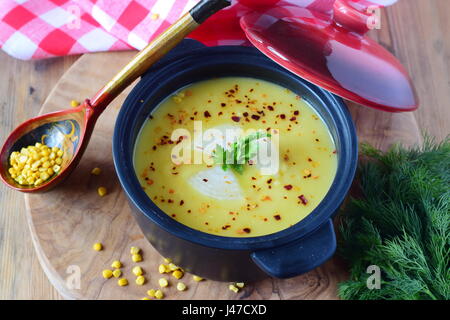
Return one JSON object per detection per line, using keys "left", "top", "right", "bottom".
{"left": 240, "top": 0, "right": 418, "bottom": 112}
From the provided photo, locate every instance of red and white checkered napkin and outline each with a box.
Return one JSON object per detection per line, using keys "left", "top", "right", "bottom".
{"left": 0, "top": 0, "right": 396, "bottom": 60}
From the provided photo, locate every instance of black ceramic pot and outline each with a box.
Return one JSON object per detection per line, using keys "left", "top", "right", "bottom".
{"left": 113, "top": 39, "right": 357, "bottom": 282}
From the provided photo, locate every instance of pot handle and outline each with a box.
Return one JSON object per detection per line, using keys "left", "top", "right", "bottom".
{"left": 251, "top": 219, "right": 336, "bottom": 278}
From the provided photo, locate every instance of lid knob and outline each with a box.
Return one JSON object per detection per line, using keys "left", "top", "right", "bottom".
{"left": 333, "top": 0, "right": 372, "bottom": 34}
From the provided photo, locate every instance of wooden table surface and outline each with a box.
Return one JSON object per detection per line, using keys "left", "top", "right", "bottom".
{"left": 0, "top": 0, "right": 449, "bottom": 300}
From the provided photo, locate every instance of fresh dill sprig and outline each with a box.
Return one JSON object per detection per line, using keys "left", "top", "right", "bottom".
{"left": 338, "top": 135, "right": 450, "bottom": 300}
{"left": 212, "top": 131, "right": 271, "bottom": 174}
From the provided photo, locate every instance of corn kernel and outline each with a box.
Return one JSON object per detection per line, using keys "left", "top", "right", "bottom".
{"left": 98, "top": 186, "right": 107, "bottom": 197}
{"left": 168, "top": 263, "right": 179, "bottom": 271}
{"left": 92, "top": 243, "right": 103, "bottom": 251}
{"left": 158, "top": 264, "right": 168, "bottom": 274}
{"left": 147, "top": 289, "right": 156, "bottom": 297}
{"left": 132, "top": 266, "right": 143, "bottom": 276}
{"left": 177, "top": 282, "right": 187, "bottom": 291}
{"left": 132, "top": 253, "right": 142, "bottom": 262}
{"left": 112, "top": 269, "right": 122, "bottom": 278}
{"left": 117, "top": 278, "right": 128, "bottom": 286}
{"left": 130, "top": 246, "right": 140, "bottom": 255}
{"left": 154, "top": 290, "right": 164, "bottom": 299}
{"left": 135, "top": 275, "right": 146, "bottom": 286}
{"left": 236, "top": 282, "right": 245, "bottom": 288}
{"left": 102, "top": 269, "right": 113, "bottom": 279}
{"left": 193, "top": 275, "right": 204, "bottom": 282}
{"left": 158, "top": 278, "right": 169, "bottom": 288}
{"left": 229, "top": 284, "right": 239, "bottom": 293}
{"left": 141, "top": 297, "right": 150, "bottom": 300}
{"left": 91, "top": 167, "right": 101, "bottom": 175}
{"left": 71, "top": 100, "right": 80, "bottom": 108}
{"left": 151, "top": 13, "right": 160, "bottom": 20}
{"left": 172, "top": 270, "right": 183, "bottom": 279}
{"left": 111, "top": 260, "right": 122, "bottom": 269}
{"left": 163, "top": 257, "right": 172, "bottom": 263}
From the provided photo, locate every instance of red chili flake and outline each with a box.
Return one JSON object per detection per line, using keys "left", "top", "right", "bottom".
{"left": 205, "top": 222, "right": 209, "bottom": 225}
{"left": 294, "top": 110, "right": 299, "bottom": 115}
{"left": 266, "top": 178, "right": 273, "bottom": 184}
{"left": 194, "top": 111, "right": 198, "bottom": 115}
{"left": 267, "top": 105, "right": 274, "bottom": 111}
{"left": 204, "top": 111, "right": 211, "bottom": 118}
{"left": 218, "top": 112, "right": 223, "bottom": 116}
{"left": 284, "top": 184, "right": 293, "bottom": 190}
{"left": 180, "top": 200, "right": 184, "bottom": 206}
{"left": 152, "top": 146, "right": 157, "bottom": 151}
{"left": 221, "top": 103, "right": 226, "bottom": 107}
{"left": 298, "top": 195, "right": 308, "bottom": 205}
{"left": 332, "top": 150, "right": 337, "bottom": 154}
{"left": 231, "top": 116, "right": 240, "bottom": 122}
{"left": 149, "top": 115, "right": 154, "bottom": 119}
{"left": 243, "top": 112, "right": 249, "bottom": 117}
{"left": 187, "top": 210, "right": 191, "bottom": 213}
{"left": 280, "top": 114, "right": 286, "bottom": 119}
{"left": 308, "top": 157, "right": 313, "bottom": 162}
{"left": 203, "top": 178, "right": 208, "bottom": 182}
{"left": 222, "top": 225, "right": 231, "bottom": 230}
{"left": 251, "top": 177, "right": 256, "bottom": 180}
{"left": 273, "top": 214, "right": 281, "bottom": 221}
{"left": 171, "top": 214, "right": 176, "bottom": 217}
{"left": 251, "top": 114, "right": 260, "bottom": 120}
{"left": 249, "top": 88, "right": 254, "bottom": 92}
{"left": 207, "top": 100, "right": 212, "bottom": 103}
{"left": 168, "top": 199, "right": 174, "bottom": 203}
{"left": 236, "top": 99, "right": 242, "bottom": 104}
{"left": 243, "top": 228, "right": 251, "bottom": 233}
{"left": 290, "top": 117, "right": 297, "bottom": 121}
{"left": 190, "top": 117, "right": 194, "bottom": 120}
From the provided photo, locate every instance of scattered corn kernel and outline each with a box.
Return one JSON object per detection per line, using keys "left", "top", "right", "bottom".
{"left": 102, "top": 269, "right": 113, "bottom": 279}
{"left": 130, "top": 246, "right": 141, "bottom": 255}
{"left": 135, "top": 275, "right": 146, "bottom": 286}
{"left": 132, "top": 266, "right": 143, "bottom": 276}
{"left": 92, "top": 242, "right": 103, "bottom": 251}
{"left": 97, "top": 186, "right": 107, "bottom": 197}
{"left": 168, "top": 263, "right": 179, "bottom": 271}
{"left": 236, "top": 282, "right": 245, "bottom": 288}
{"left": 112, "top": 269, "right": 122, "bottom": 278}
{"left": 8, "top": 143, "right": 63, "bottom": 186}
{"left": 91, "top": 167, "right": 101, "bottom": 175}
{"left": 158, "top": 278, "right": 169, "bottom": 288}
{"left": 70, "top": 100, "right": 80, "bottom": 108}
{"left": 193, "top": 275, "right": 204, "bottom": 282}
{"left": 163, "top": 257, "right": 172, "bottom": 263}
{"left": 177, "top": 282, "right": 187, "bottom": 291}
{"left": 151, "top": 13, "right": 160, "bottom": 20}
{"left": 111, "top": 260, "right": 122, "bottom": 269}
{"left": 132, "top": 253, "right": 142, "bottom": 262}
{"left": 172, "top": 270, "right": 183, "bottom": 279}
{"left": 141, "top": 297, "right": 150, "bottom": 300}
{"left": 158, "top": 264, "right": 169, "bottom": 274}
{"left": 154, "top": 290, "right": 164, "bottom": 299}
{"left": 229, "top": 284, "right": 239, "bottom": 293}
{"left": 118, "top": 278, "right": 128, "bottom": 286}
{"left": 147, "top": 289, "right": 156, "bottom": 297}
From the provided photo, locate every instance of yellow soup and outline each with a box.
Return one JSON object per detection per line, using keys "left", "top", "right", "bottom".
{"left": 134, "top": 77, "right": 337, "bottom": 237}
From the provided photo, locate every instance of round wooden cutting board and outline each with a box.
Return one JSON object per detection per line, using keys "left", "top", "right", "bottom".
{"left": 25, "top": 51, "right": 422, "bottom": 300}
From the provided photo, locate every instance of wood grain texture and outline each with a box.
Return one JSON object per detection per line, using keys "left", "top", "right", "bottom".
{"left": 0, "top": 0, "right": 449, "bottom": 299}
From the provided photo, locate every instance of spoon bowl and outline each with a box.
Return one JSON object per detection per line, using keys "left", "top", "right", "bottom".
{"left": 0, "top": 101, "right": 95, "bottom": 192}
